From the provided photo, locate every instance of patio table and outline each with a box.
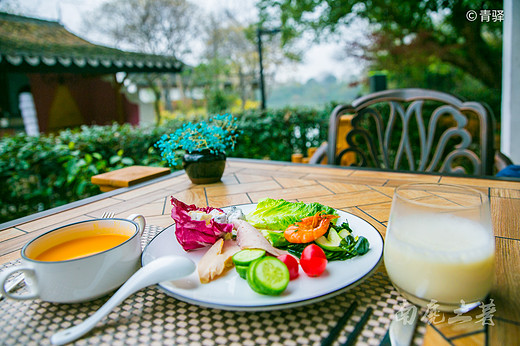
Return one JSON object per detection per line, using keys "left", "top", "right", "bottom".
{"left": 0, "top": 158, "right": 518, "bottom": 345}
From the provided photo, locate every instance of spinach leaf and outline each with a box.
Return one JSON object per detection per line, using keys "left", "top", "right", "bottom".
{"left": 354, "top": 236, "right": 370, "bottom": 255}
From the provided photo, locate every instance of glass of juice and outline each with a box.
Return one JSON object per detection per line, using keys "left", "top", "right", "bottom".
{"left": 384, "top": 183, "right": 495, "bottom": 312}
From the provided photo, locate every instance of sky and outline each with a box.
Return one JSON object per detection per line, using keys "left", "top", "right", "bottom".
{"left": 7, "top": 0, "right": 364, "bottom": 84}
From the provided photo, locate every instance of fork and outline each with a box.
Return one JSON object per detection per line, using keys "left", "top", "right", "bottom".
{"left": 0, "top": 274, "right": 25, "bottom": 301}
{"left": 101, "top": 211, "right": 115, "bottom": 219}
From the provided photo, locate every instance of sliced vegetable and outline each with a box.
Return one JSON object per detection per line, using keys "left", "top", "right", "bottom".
{"left": 277, "top": 254, "right": 299, "bottom": 280}
{"left": 232, "top": 249, "right": 266, "bottom": 266}
{"left": 284, "top": 212, "right": 339, "bottom": 243}
{"left": 300, "top": 244, "right": 327, "bottom": 277}
{"left": 246, "top": 198, "right": 337, "bottom": 230}
{"left": 247, "top": 257, "right": 290, "bottom": 295}
{"left": 171, "top": 198, "right": 233, "bottom": 251}
{"left": 235, "top": 265, "right": 249, "bottom": 279}
{"left": 315, "top": 228, "right": 344, "bottom": 251}
{"left": 246, "top": 260, "right": 263, "bottom": 293}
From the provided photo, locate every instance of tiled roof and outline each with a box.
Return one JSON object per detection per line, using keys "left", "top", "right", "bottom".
{"left": 0, "top": 12, "right": 183, "bottom": 73}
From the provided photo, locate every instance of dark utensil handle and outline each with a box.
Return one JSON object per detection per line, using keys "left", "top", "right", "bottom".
{"left": 341, "top": 306, "right": 373, "bottom": 346}
{"left": 321, "top": 301, "right": 358, "bottom": 346}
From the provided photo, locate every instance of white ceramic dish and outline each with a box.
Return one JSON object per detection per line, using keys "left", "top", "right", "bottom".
{"left": 141, "top": 203, "right": 384, "bottom": 311}
{"left": 0, "top": 215, "right": 145, "bottom": 303}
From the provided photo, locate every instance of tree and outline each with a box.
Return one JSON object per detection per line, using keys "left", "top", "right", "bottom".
{"left": 257, "top": 0, "right": 503, "bottom": 91}
{"left": 84, "top": 0, "right": 200, "bottom": 123}
{"left": 200, "top": 14, "right": 260, "bottom": 112}
{"left": 189, "top": 10, "right": 285, "bottom": 112}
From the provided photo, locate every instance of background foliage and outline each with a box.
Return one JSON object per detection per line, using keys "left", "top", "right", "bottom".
{"left": 258, "top": 0, "right": 503, "bottom": 119}
{"left": 0, "top": 107, "right": 332, "bottom": 223}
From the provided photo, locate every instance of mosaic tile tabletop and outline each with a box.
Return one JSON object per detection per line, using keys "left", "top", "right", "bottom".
{"left": 0, "top": 225, "right": 426, "bottom": 345}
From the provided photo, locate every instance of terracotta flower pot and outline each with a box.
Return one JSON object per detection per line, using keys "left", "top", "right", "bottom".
{"left": 183, "top": 150, "right": 226, "bottom": 184}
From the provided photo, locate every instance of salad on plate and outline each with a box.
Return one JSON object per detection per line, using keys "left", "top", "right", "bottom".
{"left": 170, "top": 197, "right": 371, "bottom": 296}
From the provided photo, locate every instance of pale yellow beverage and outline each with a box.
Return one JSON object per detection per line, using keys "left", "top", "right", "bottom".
{"left": 384, "top": 183, "right": 494, "bottom": 312}
{"left": 385, "top": 213, "right": 494, "bottom": 310}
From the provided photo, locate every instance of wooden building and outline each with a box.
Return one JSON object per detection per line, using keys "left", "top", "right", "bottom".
{"left": 0, "top": 12, "right": 183, "bottom": 135}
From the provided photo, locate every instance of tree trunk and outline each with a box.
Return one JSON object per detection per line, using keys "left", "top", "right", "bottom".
{"left": 238, "top": 65, "right": 246, "bottom": 110}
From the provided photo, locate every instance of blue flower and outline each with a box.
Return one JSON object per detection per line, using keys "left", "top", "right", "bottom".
{"left": 155, "top": 114, "right": 240, "bottom": 167}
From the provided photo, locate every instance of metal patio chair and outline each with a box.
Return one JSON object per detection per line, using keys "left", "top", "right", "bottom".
{"left": 310, "top": 88, "right": 511, "bottom": 176}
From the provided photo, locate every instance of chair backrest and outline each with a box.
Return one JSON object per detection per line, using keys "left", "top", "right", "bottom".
{"left": 327, "top": 88, "right": 496, "bottom": 176}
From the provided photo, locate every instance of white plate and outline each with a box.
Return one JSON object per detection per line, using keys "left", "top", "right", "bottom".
{"left": 141, "top": 203, "right": 384, "bottom": 311}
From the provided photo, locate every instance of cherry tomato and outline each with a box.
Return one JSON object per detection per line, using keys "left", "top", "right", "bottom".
{"left": 300, "top": 244, "right": 327, "bottom": 277}
{"left": 277, "top": 254, "right": 300, "bottom": 280}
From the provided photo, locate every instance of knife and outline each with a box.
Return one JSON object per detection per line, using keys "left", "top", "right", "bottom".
{"left": 380, "top": 307, "right": 418, "bottom": 346}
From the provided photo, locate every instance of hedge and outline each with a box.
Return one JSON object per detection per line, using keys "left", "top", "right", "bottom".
{"left": 0, "top": 106, "right": 333, "bottom": 223}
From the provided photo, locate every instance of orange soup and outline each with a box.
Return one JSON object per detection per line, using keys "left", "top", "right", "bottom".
{"left": 34, "top": 234, "right": 131, "bottom": 262}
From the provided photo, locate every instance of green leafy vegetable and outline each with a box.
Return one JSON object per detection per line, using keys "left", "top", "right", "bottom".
{"left": 354, "top": 236, "right": 370, "bottom": 255}
{"left": 333, "top": 222, "right": 353, "bottom": 233}
{"left": 279, "top": 221, "right": 370, "bottom": 261}
{"left": 260, "top": 229, "right": 290, "bottom": 247}
{"left": 246, "top": 198, "right": 337, "bottom": 230}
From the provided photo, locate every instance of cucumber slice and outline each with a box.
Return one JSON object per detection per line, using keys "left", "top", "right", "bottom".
{"left": 235, "top": 265, "right": 249, "bottom": 279}
{"left": 232, "top": 249, "right": 266, "bottom": 266}
{"left": 249, "top": 257, "right": 289, "bottom": 296}
{"left": 316, "top": 229, "right": 344, "bottom": 251}
{"left": 246, "top": 260, "right": 263, "bottom": 294}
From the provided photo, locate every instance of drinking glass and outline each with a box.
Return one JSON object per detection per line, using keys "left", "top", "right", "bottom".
{"left": 384, "top": 183, "right": 495, "bottom": 312}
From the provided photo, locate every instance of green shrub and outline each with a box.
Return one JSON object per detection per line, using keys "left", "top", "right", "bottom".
{"left": 232, "top": 106, "right": 333, "bottom": 161}
{"left": 0, "top": 106, "right": 332, "bottom": 224}
{"left": 0, "top": 123, "right": 176, "bottom": 223}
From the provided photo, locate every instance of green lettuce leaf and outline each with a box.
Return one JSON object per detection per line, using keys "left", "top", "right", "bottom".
{"left": 246, "top": 198, "right": 337, "bottom": 230}
{"left": 260, "top": 229, "right": 290, "bottom": 247}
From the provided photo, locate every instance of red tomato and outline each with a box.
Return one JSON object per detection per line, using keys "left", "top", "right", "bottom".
{"left": 300, "top": 244, "right": 327, "bottom": 277}
{"left": 277, "top": 254, "right": 300, "bottom": 280}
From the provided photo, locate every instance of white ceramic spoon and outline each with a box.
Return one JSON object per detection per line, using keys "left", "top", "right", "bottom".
{"left": 51, "top": 256, "right": 196, "bottom": 345}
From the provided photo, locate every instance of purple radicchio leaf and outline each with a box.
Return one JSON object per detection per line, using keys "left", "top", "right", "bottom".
{"left": 171, "top": 197, "right": 233, "bottom": 251}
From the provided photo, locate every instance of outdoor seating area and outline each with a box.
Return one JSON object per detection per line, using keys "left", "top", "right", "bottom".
{"left": 1, "top": 159, "right": 519, "bottom": 345}
{"left": 1, "top": 1, "right": 520, "bottom": 346}
{"left": 309, "top": 88, "right": 514, "bottom": 176}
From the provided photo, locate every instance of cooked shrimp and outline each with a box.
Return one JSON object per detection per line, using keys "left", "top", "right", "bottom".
{"left": 284, "top": 212, "right": 339, "bottom": 243}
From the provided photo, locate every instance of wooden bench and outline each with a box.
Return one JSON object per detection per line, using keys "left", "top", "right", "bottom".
{"left": 91, "top": 166, "right": 171, "bottom": 192}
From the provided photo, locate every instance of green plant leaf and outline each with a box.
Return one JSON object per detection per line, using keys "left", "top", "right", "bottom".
{"left": 109, "top": 156, "right": 121, "bottom": 165}
{"left": 121, "top": 157, "right": 134, "bottom": 166}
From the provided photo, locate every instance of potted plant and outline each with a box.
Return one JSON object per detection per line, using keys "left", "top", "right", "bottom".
{"left": 156, "top": 114, "right": 240, "bottom": 184}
